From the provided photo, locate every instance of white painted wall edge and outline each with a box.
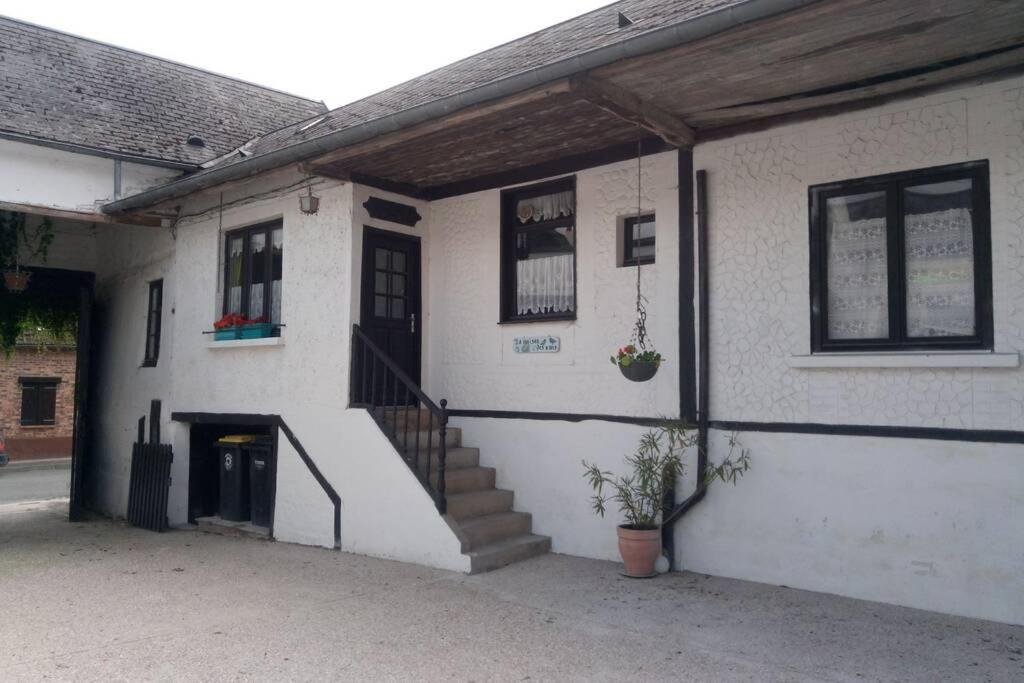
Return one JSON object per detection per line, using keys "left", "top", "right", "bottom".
{"left": 787, "top": 352, "right": 1019, "bottom": 369}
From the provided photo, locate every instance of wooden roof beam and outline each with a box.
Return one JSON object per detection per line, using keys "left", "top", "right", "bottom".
{"left": 570, "top": 74, "right": 695, "bottom": 148}
{"left": 1, "top": 200, "right": 167, "bottom": 228}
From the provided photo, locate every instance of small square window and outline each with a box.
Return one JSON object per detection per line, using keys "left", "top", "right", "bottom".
{"left": 622, "top": 213, "right": 655, "bottom": 266}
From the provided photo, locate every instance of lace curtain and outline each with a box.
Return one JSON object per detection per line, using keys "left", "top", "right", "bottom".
{"left": 826, "top": 193, "right": 889, "bottom": 340}
{"left": 904, "top": 208, "right": 974, "bottom": 337}
{"left": 828, "top": 201, "right": 975, "bottom": 340}
{"left": 516, "top": 190, "right": 575, "bottom": 224}
{"left": 516, "top": 254, "right": 574, "bottom": 315}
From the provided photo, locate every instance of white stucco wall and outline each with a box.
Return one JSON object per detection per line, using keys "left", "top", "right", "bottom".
{"left": 0, "top": 138, "right": 180, "bottom": 212}
{"left": 426, "top": 152, "right": 680, "bottom": 417}
{"left": 696, "top": 76, "right": 1024, "bottom": 429}
{"left": 677, "top": 429, "right": 1024, "bottom": 625}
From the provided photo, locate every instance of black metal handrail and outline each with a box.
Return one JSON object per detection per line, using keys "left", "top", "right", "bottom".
{"left": 350, "top": 324, "right": 448, "bottom": 513}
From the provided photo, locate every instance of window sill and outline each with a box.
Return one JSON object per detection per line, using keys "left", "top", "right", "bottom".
{"left": 206, "top": 336, "right": 285, "bottom": 350}
{"left": 788, "top": 352, "right": 1019, "bottom": 369}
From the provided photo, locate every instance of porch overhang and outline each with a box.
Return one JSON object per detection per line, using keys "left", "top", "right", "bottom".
{"left": 104, "top": 0, "right": 1024, "bottom": 210}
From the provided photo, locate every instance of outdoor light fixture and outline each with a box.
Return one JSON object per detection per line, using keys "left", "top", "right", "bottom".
{"left": 299, "top": 185, "right": 320, "bottom": 215}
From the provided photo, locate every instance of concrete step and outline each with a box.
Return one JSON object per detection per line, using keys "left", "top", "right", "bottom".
{"left": 447, "top": 489, "right": 514, "bottom": 521}
{"left": 431, "top": 466, "right": 495, "bottom": 494}
{"left": 459, "top": 511, "right": 533, "bottom": 549}
{"left": 389, "top": 427, "right": 461, "bottom": 449}
{"left": 407, "top": 447, "right": 479, "bottom": 473}
{"left": 468, "top": 534, "right": 552, "bottom": 574}
{"left": 383, "top": 408, "right": 439, "bottom": 430}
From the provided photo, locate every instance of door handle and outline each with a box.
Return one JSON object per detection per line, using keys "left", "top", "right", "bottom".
{"left": 410, "top": 313, "right": 416, "bottom": 333}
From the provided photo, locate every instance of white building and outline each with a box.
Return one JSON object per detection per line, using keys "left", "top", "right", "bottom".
{"left": 2, "top": 1, "right": 1022, "bottom": 624}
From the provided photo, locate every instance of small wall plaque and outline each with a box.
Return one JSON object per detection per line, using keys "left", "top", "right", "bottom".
{"left": 513, "top": 335, "right": 560, "bottom": 354}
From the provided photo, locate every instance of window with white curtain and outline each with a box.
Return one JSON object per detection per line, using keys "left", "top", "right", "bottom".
{"left": 223, "top": 220, "right": 283, "bottom": 324}
{"left": 809, "top": 161, "right": 991, "bottom": 352}
{"left": 501, "top": 177, "right": 576, "bottom": 322}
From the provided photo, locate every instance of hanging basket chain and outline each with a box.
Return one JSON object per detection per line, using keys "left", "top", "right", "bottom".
{"left": 630, "top": 133, "right": 653, "bottom": 351}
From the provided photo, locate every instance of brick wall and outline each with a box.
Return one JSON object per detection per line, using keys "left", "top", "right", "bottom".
{"left": 0, "top": 345, "right": 76, "bottom": 460}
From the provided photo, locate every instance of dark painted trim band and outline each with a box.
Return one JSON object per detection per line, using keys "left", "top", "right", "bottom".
{"left": 678, "top": 149, "right": 697, "bottom": 423}
{"left": 709, "top": 420, "right": 1024, "bottom": 445}
{"left": 447, "top": 409, "right": 672, "bottom": 428}
{"left": 171, "top": 411, "right": 342, "bottom": 548}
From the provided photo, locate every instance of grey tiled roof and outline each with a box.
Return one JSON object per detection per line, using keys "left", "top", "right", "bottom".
{"left": 0, "top": 16, "right": 327, "bottom": 166}
{"left": 201, "top": 0, "right": 740, "bottom": 171}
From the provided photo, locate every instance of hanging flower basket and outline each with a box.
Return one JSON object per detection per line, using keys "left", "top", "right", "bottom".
{"left": 611, "top": 345, "right": 663, "bottom": 383}
{"left": 3, "top": 270, "right": 31, "bottom": 293}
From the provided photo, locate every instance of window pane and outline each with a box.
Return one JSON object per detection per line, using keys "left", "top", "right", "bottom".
{"left": 514, "top": 226, "right": 575, "bottom": 316}
{"left": 826, "top": 191, "right": 889, "bottom": 339}
{"left": 248, "top": 232, "right": 267, "bottom": 320}
{"left": 627, "top": 216, "right": 656, "bottom": 263}
{"left": 391, "top": 298, "right": 404, "bottom": 320}
{"left": 904, "top": 179, "right": 975, "bottom": 338}
{"left": 375, "top": 248, "right": 389, "bottom": 269}
{"left": 21, "top": 385, "right": 37, "bottom": 425}
{"left": 374, "top": 295, "right": 388, "bottom": 318}
{"left": 38, "top": 385, "right": 57, "bottom": 424}
{"left": 270, "top": 228, "right": 283, "bottom": 324}
{"left": 392, "top": 251, "right": 405, "bottom": 273}
{"left": 375, "top": 271, "right": 389, "bottom": 295}
{"left": 226, "top": 236, "right": 244, "bottom": 315}
{"left": 391, "top": 274, "right": 405, "bottom": 296}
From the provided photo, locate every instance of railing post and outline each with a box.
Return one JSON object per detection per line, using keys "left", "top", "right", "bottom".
{"left": 436, "top": 399, "right": 448, "bottom": 514}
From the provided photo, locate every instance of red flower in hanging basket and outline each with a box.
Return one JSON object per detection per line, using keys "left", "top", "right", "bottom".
{"left": 610, "top": 344, "right": 663, "bottom": 368}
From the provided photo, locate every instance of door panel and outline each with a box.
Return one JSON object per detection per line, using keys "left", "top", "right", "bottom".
{"left": 360, "top": 228, "right": 422, "bottom": 404}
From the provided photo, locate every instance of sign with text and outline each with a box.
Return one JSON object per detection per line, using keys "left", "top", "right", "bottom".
{"left": 513, "top": 335, "right": 560, "bottom": 354}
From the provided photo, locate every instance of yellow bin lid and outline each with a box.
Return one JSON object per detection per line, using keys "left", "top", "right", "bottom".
{"left": 217, "top": 435, "right": 259, "bottom": 444}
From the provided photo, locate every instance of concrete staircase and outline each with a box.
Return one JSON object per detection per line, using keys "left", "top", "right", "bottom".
{"left": 379, "top": 407, "right": 551, "bottom": 573}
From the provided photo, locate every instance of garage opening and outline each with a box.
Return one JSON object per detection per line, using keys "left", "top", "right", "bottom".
{"left": 186, "top": 420, "right": 278, "bottom": 538}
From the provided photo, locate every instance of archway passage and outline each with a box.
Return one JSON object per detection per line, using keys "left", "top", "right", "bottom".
{"left": 1, "top": 266, "right": 95, "bottom": 519}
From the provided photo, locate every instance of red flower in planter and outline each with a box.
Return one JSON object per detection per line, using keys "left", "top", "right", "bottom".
{"left": 213, "top": 313, "right": 249, "bottom": 329}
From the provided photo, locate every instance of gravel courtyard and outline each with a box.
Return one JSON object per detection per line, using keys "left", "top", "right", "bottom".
{"left": 0, "top": 499, "right": 1020, "bottom": 682}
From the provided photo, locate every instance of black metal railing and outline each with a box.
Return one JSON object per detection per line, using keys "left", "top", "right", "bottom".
{"left": 350, "top": 324, "right": 449, "bottom": 513}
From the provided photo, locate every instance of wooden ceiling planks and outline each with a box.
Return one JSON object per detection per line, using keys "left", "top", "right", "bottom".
{"left": 311, "top": 0, "right": 1024, "bottom": 197}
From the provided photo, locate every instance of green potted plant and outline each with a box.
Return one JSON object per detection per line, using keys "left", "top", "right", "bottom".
{"left": 611, "top": 344, "right": 663, "bottom": 382}
{"left": 583, "top": 424, "right": 750, "bottom": 577}
{"left": 0, "top": 211, "right": 54, "bottom": 293}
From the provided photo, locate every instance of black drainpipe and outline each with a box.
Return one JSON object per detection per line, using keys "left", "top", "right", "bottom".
{"left": 663, "top": 167, "right": 709, "bottom": 570}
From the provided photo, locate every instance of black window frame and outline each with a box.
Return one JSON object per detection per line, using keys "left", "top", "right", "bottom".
{"left": 222, "top": 219, "right": 284, "bottom": 325}
{"left": 20, "top": 377, "right": 60, "bottom": 427}
{"left": 622, "top": 212, "right": 656, "bottom": 267}
{"left": 809, "top": 160, "right": 992, "bottom": 353}
{"left": 143, "top": 279, "right": 163, "bottom": 367}
{"left": 499, "top": 176, "right": 577, "bottom": 323}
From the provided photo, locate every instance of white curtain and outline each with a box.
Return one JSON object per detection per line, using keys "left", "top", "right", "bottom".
{"left": 904, "top": 208, "right": 974, "bottom": 337}
{"left": 827, "top": 208, "right": 889, "bottom": 340}
{"left": 516, "top": 191, "right": 575, "bottom": 223}
{"left": 516, "top": 254, "right": 574, "bottom": 315}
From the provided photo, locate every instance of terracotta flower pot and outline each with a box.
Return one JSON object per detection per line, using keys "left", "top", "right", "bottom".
{"left": 618, "top": 359, "right": 659, "bottom": 382}
{"left": 3, "top": 270, "right": 30, "bottom": 292}
{"left": 617, "top": 525, "right": 661, "bottom": 577}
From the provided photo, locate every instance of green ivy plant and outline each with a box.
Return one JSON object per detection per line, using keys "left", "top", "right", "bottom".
{"left": 583, "top": 423, "right": 750, "bottom": 530}
{"left": 1, "top": 210, "right": 55, "bottom": 271}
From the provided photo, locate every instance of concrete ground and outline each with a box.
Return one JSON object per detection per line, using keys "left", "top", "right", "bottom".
{"left": 0, "top": 501, "right": 1020, "bottom": 682}
{"left": 0, "top": 458, "right": 70, "bottom": 504}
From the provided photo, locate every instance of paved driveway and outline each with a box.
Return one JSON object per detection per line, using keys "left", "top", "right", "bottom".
{"left": 0, "top": 459, "right": 70, "bottom": 504}
{"left": 0, "top": 500, "right": 1020, "bottom": 682}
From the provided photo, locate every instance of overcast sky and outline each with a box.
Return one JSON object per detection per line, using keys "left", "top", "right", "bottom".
{"left": 4, "top": 0, "right": 608, "bottom": 108}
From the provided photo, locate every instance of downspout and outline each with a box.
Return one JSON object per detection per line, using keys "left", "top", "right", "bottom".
{"left": 663, "top": 168, "right": 709, "bottom": 569}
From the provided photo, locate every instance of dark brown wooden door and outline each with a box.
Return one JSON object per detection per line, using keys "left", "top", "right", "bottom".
{"left": 361, "top": 228, "right": 422, "bottom": 401}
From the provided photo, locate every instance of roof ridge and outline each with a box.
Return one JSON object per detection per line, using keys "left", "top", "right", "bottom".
{"left": 0, "top": 13, "right": 327, "bottom": 107}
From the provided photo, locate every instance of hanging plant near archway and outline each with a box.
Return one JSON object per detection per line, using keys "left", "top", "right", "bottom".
{"left": 611, "top": 137, "right": 663, "bottom": 382}
{"left": 1, "top": 209, "right": 56, "bottom": 293}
